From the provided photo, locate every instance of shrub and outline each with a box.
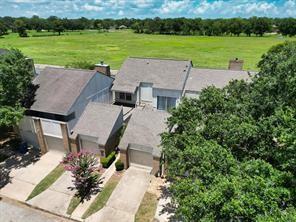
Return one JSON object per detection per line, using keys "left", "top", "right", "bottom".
{"left": 115, "top": 160, "right": 124, "bottom": 171}
{"left": 100, "top": 151, "right": 116, "bottom": 168}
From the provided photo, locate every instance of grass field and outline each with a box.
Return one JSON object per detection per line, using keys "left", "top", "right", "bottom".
{"left": 0, "top": 30, "right": 295, "bottom": 70}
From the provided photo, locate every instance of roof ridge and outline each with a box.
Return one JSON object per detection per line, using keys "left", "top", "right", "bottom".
{"left": 43, "top": 66, "right": 96, "bottom": 73}
{"left": 128, "top": 56, "right": 191, "bottom": 62}
{"left": 191, "top": 67, "right": 251, "bottom": 72}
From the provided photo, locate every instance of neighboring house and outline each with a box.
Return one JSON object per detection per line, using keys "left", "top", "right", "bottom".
{"left": 71, "top": 102, "right": 123, "bottom": 157}
{"left": 184, "top": 68, "right": 251, "bottom": 98}
{"left": 19, "top": 67, "right": 114, "bottom": 154}
{"left": 111, "top": 57, "right": 192, "bottom": 111}
{"left": 0, "top": 48, "right": 9, "bottom": 56}
{"left": 119, "top": 109, "right": 169, "bottom": 175}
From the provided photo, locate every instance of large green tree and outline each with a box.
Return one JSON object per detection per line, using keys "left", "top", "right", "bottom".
{"left": 0, "top": 49, "right": 35, "bottom": 127}
{"left": 162, "top": 41, "right": 296, "bottom": 221}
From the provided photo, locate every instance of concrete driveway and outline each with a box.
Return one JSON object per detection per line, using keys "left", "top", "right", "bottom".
{"left": 28, "top": 171, "right": 76, "bottom": 216}
{"left": 0, "top": 151, "right": 64, "bottom": 201}
{"left": 86, "top": 166, "right": 151, "bottom": 222}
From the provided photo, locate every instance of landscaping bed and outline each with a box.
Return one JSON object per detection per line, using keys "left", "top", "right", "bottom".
{"left": 82, "top": 173, "right": 122, "bottom": 219}
{"left": 135, "top": 192, "right": 158, "bottom": 222}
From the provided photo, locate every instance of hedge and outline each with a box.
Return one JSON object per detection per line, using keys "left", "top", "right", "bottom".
{"left": 101, "top": 151, "right": 116, "bottom": 168}
{"left": 115, "top": 160, "right": 124, "bottom": 171}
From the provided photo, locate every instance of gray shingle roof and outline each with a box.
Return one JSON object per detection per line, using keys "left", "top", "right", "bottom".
{"left": 73, "top": 102, "right": 123, "bottom": 146}
{"left": 185, "top": 68, "right": 251, "bottom": 93}
{"left": 119, "top": 109, "right": 169, "bottom": 157}
{"left": 112, "top": 57, "right": 192, "bottom": 93}
{"left": 31, "top": 67, "right": 96, "bottom": 115}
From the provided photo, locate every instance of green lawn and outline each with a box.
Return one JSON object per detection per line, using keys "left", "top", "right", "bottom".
{"left": 82, "top": 174, "right": 121, "bottom": 219}
{"left": 26, "top": 164, "right": 65, "bottom": 200}
{"left": 1, "top": 30, "right": 295, "bottom": 70}
{"left": 135, "top": 192, "right": 158, "bottom": 222}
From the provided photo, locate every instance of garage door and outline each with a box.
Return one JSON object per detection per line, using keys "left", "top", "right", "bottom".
{"left": 128, "top": 148, "right": 153, "bottom": 168}
{"left": 80, "top": 139, "right": 99, "bottom": 154}
{"left": 45, "top": 136, "right": 64, "bottom": 152}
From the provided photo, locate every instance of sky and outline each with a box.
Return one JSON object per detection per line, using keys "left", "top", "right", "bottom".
{"left": 0, "top": 0, "right": 296, "bottom": 19}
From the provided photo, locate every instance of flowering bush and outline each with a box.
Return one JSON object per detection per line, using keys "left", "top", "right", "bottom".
{"left": 62, "top": 151, "right": 100, "bottom": 200}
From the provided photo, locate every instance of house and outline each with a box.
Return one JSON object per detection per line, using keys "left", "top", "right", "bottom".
{"left": 19, "top": 67, "right": 114, "bottom": 154}
{"left": 0, "top": 48, "right": 9, "bottom": 56}
{"left": 184, "top": 68, "right": 251, "bottom": 98}
{"left": 111, "top": 57, "right": 192, "bottom": 111}
{"left": 71, "top": 102, "right": 123, "bottom": 157}
{"left": 119, "top": 109, "right": 169, "bottom": 175}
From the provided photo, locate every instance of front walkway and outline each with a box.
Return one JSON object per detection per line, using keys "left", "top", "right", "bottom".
{"left": 0, "top": 151, "right": 64, "bottom": 201}
{"left": 86, "top": 166, "right": 151, "bottom": 222}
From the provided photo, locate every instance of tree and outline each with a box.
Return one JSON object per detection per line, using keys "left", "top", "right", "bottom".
{"left": 14, "top": 19, "right": 28, "bottom": 37}
{"left": 278, "top": 18, "right": 296, "bottom": 36}
{"left": 52, "top": 19, "right": 64, "bottom": 35}
{"left": 161, "top": 42, "right": 296, "bottom": 221}
{"left": 0, "top": 21, "right": 8, "bottom": 37}
{"left": 0, "top": 49, "right": 35, "bottom": 127}
{"left": 62, "top": 152, "right": 101, "bottom": 200}
{"left": 250, "top": 16, "right": 271, "bottom": 36}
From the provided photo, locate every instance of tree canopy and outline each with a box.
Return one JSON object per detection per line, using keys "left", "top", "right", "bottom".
{"left": 0, "top": 49, "right": 35, "bottom": 127}
{"left": 1, "top": 16, "right": 296, "bottom": 37}
{"left": 161, "top": 41, "right": 296, "bottom": 221}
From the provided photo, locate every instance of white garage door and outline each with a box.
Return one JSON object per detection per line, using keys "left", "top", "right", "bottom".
{"left": 45, "top": 136, "right": 64, "bottom": 152}
{"left": 140, "top": 83, "right": 153, "bottom": 102}
{"left": 128, "top": 148, "right": 153, "bottom": 168}
{"left": 80, "top": 139, "right": 99, "bottom": 154}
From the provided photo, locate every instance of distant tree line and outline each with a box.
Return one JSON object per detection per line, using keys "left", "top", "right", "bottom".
{"left": 0, "top": 16, "right": 296, "bottom": 38}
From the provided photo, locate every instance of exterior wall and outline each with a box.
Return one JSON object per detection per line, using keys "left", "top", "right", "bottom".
{"left": 79, "top": 135, "right": 100, "bottom": 154}
{"left": 152, "top": 156, "right": 160, "bottom": 176}
{"left": 120, "top": 149, "right": 128, "bottom": 169}
{"left": 152, "top": 88, "right": 182, "bottom": 109}
{"left": 19, "top": 116, "right": 39, "bottom": 148}
{"left": 68, "top": 73, "right": 114, "bottom": 131}
{"left": 139, "top": 83, "right": 153, "bottom": 104}
{"left": 33, "top": 118, "right": 48, "bottom": 154}
{"left": 61, "top": 123, "right": 70, "bottom": 153}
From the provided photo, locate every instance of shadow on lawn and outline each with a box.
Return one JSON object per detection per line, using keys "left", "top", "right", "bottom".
{"left": 0, "top": 138, "right": 40, "bottom": 189}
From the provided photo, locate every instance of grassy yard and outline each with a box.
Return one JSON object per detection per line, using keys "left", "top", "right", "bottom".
{"left": 0, "top": 30, "right": 295, "bottom": 70}
{"left": 26, "top": 164, "right": 65, "bottom": 200}
{"left": 82, "top": 174, "right": 121, "bottom": 219}
{"left": 135, "top": 192, "right": 158, "bottom": 222}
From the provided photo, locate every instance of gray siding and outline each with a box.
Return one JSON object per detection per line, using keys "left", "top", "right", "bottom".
{"left": 19, "top": 116, "right": 39, "bottom": 148}
{"left": 68, "top": 73, "right": 114, "bottom": 131}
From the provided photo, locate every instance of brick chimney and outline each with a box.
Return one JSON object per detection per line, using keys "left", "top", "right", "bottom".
{"left": 228, "top": 58, "right": 244, "bottom": 71}
{"left": 95, "top": 61, "right": 111, "bottom": 76}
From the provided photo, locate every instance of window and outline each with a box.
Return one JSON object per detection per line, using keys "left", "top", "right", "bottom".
{"left": 119, "top": 92, "right": 125, "bottom": 100}
{"left": 126, "top": 93, "right": 132, "bottom": 101}
{"left": 157, "top": 96, "right": 177, "bottom": 111}
{"left": 119, "top": 92, "right": 132, "bottom": 101}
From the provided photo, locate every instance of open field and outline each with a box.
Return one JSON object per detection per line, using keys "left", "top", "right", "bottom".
{"left": 0, "top": 30, "right": 295, "bottom": 70}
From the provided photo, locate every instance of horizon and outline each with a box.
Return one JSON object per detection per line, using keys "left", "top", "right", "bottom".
{"left": 0, "top": 0, "right": 295, "bottom": 19}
